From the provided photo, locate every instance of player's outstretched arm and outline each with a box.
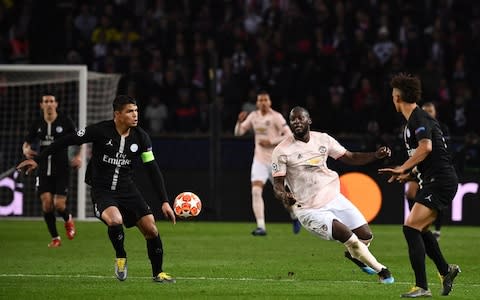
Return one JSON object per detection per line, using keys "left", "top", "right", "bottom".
{"left": 339, "top": 146, "right": 391, "bottom": 166}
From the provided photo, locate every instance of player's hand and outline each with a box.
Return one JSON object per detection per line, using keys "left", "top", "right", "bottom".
{"left": 395, "top": 172, "right": 413, "bottom": 183}
{"left": 23, "top": 148, "right": 37, "bottom": 159}
{"left": 70, "top": 155, "right": 82, "bottom": 169}
{"left": 16, "top": 159, "right": 38, "bottom": 175}
{"left": 237, "top": 111, "right": 248, "bottom": 123}
{"left": 161, "top": 202, "right": 176, "bottom": 224}
{"left": 259, "top": 139, "right": 273, "bottom": 147}
{"left": 378, "top": 166, "right": 406, "bottom": 183}
{"left": 281, "top": 192, "right": 296, "bottom": 207}
{"left": 375, "top": 146, "right": 392, "bottom": 159}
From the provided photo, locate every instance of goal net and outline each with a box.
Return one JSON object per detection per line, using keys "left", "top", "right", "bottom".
{"left": 0, "top": 65, "right": 121, "bottom": 220}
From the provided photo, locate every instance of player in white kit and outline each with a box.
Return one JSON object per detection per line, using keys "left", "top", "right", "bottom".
{"left": 234, "top": 91, "right": 299, "bottom": 236}
{"left": 272, "top": 106, "right": 394, "bottom": 283}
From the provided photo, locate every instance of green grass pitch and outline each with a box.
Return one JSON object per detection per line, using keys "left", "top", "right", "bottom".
{"left": 0, "top": 220, "right": 479, "bottom": 299}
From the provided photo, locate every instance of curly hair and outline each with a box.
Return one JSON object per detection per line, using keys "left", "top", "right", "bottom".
{"left": 390, "top": 73, "right": 422, "bottom": 104}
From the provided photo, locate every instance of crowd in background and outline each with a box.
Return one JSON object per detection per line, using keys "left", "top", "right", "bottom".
{"left": 0, "top": 0, "right": 479, "bottom": 169}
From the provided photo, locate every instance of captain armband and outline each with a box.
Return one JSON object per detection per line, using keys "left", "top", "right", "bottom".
{"left": 141, "top": 151, "right": 155, "bottom": 163}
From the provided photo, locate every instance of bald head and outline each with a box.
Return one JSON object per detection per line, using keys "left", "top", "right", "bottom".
{"left": 289, "top": 106, "right": 310, "bottom": 119}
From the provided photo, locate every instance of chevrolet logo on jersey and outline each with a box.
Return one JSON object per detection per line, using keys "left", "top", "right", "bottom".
{"left": 255, "top": 127, "right": 267, "bottom": 134}
{"left": 306, "top": 157, "right": 321, "bottom": 165}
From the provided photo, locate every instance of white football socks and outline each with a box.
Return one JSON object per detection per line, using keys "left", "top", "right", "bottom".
{"left": 344, "top": 233, "right": 386, "bottom": 272}
{"left": 252, "top": 185, "right": 265, "bottom": 229}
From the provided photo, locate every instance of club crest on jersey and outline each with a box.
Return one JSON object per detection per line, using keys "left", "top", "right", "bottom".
{"left": 319, "top": 146, "right": 327, "bottom": 154}
{"left": 56, "top": 126, "right": 63, "bottom": 133}
{"left": 77, "top": 129, "right": 85, "bottom": 137}
{"left": 130, "top": 143, "right": 139, "bottom": 152}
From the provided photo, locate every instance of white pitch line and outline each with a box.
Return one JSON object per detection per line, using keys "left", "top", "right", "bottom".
{"left": 0, "top": 274, "right": 478, "bottom": 287}
{"left": 0, "top": 273, "right": 294, "bottom": 282}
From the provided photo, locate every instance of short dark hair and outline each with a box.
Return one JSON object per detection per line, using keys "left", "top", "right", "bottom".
{"left": 113, "top": 95, "right": 136, "bottom": 111}
{"left": 257, "top": 90, "right": 270, "bottom": 96}
{"left": 290, "top": 106, "right": 310, "bottom": 118}
{"left": 40, "top": 90, "right": 56, "bottom": 102}
{"left": 421, "top": 101, "right": 435, "bottom": 108}
{"left": 390, "top": 73, "right": 422, "bottom": 104}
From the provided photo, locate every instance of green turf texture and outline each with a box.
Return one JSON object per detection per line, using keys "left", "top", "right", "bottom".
{"left": 0, "top": 220, "right": 478, "bottom": 299}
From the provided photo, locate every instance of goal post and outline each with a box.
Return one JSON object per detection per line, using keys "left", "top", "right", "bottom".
{"left": 0, "top": 65, "right": 121, "bottom": 220}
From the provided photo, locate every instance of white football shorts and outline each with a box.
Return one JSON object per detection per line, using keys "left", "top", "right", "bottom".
{"left": 250, "top": 159, "right": 272, "bottom": 183}
{"left": 294, "top": 193, "right": 367, "bottom": 241}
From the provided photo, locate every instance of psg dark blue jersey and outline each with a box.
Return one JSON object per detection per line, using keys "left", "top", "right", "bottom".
{"left": 24, "top": 114, "right": 76, "bottom": 176}
{"left": 403, "top": 106, "right": 456, "bottom": 182}
{"left": 36, "top": 120, "right": 153, "bottom": 192}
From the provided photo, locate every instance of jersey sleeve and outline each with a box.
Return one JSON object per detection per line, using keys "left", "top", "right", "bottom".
{"left": 137, "top": 128, "right": 155, "bottom": 163}
{"left": 234, "top": 112, "right": 254, "bottom": 135}
{"left": 270, "top": 112, "right": 292, "bottom": 145}
{"left": 34, "top": 123, "right": 98, "bottom": 163}
{"left": 410, "top": 111, "right": 432, "bottom": 141}
{"left": 326, "top": 134, "right": 347, "bottom": 159}
{"left": 137, "top": 127, "right": 169, "bottom": 202}
{"left": 271, "top": 146, "right": 287, "bottom": 177}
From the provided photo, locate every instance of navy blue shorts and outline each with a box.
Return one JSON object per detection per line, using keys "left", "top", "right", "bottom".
{"left": 415, "top": 175, "right": 458, "bottom": 211}
{"left": 36, "top": 174, "right": 69, "bottom": 196}
{"left": 91, "top": 185, "right": 152, "bottom": 228}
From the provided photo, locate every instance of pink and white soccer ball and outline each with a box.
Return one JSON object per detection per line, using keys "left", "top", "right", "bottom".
{"left": 173, "top": 192, "right": 202, "bottom": 219}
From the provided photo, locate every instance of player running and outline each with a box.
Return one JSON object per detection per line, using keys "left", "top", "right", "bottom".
{"left": 18, "top": 95, "right": 176, "bottom": 283}
{"left": 22, "top": 91, "right": 81, "bottom": 247}
{"left": 234, "top": 90, "right": 299, "bottom": 236}
{"left": 272, "top": 106, "right": 394, "bottom": 284}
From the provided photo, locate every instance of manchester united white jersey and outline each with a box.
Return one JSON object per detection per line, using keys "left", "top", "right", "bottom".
{"left": 271, "top": 131, "right": 347, "bottom": 209}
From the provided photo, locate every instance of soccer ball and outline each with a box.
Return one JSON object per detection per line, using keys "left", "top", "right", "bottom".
{"left": 173, "top": 192, "right": 202, "bottom": 219}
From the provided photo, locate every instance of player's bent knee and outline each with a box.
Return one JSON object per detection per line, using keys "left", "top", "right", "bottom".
{"left": 143, "top": 224, "right": 159, "bottom": 239}
{"left": 54, "top": 203, "right": 66, "bottom": 211}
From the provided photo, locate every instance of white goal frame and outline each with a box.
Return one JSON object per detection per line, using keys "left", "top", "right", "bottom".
{"left": 0, "top": 65, "right": 119, "bottom": 220}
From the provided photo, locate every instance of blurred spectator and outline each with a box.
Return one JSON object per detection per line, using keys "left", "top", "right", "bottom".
{"left": 74, "top": 3, "right": 97, "bottom": 42}
{"left": 241, "top": 88, "right": 258, "bottom": 113}
{"left": 244, "top": 5, "right": 263, "bottom": 35}
{"left": 144, "top": 95, "right": 168, "bottom": 135}
{"left": 91, "top": 16, "right": 118, "bottom": 44}
{"left": 171, "top": 88, "right": 199, "bottom": 133}
{"left": 2, "top": 0, "right": 478, "bottom": 139}
{"left": 372, "top": 26, "right": 395, "bottom": 65}
{"left": 455, "top": 132, "right": 480, "bottom": 175}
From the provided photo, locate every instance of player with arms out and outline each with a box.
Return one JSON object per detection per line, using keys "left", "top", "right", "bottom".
{"left": 272, "top": 106, "right": 394, "bottom": 284}
{"left": 405, "top": 102, "right": 450, "bottom": 241}
{"left": 18, "top": 95, "right": 176, "bottom": 283}
{"left": 380, "top": 73, "right": 460, "bottom": 297}
{"left": 22, "top": 91, "right": 81, "bottom": 248}
{"left": 234, "top": 90, "right": 298, "bottom": 236}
